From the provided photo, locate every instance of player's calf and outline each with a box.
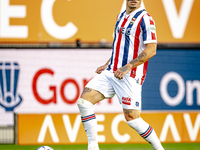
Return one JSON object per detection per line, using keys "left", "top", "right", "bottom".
{"left": 127, "top": 117, "right": 165, "bottom": 150}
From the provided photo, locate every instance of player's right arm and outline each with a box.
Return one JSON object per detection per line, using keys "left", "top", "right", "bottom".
{"left": 95, "top": 58, "right": 111, "bottom": 74}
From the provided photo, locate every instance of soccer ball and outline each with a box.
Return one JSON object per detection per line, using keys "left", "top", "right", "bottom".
{"left": 36, "top": 146, "right": 54, "bottom": 150}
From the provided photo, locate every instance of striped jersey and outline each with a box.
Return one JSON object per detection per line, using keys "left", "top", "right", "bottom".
{"left": 107, "top": 6, "right": 157, "bottom": 85}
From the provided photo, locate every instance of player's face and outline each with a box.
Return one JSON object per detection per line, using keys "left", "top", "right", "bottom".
{"left": 126, "top": 0, "right": 142, "bottom": 11}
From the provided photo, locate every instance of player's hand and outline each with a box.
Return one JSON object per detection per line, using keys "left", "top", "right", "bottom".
{"left": 95, "top": 65, "right": 107, "bottom": 74}
{"left": 114, "top": 65, "right": 131, "bottom": 80}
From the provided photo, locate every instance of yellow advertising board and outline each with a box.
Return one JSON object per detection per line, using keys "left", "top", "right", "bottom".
{"left": 17, "top": 112, "right": 200, "bottom": 145}
{"left": 0, "top": 0, "right": 199, "bottom": 43}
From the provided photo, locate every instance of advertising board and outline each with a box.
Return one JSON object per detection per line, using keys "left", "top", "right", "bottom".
{"left": 0, "top": 0, "right": 199, "bottom": 43}
{"left": 142, "top": 49, "right": 200, "bottom": 110}
{"left": 0, "top": 49, "right": 200, "bottom": 126}
{"left": 17, "top": 112, "right": 200, "bottom": 144}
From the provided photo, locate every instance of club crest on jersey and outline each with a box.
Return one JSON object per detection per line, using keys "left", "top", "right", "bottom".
{"left": 135, "top": 102, "right": 140, "bottom": 107}
{"left": 130, "top": 18, "right": 136, "bottom": 25}
{"left": 122, "top": 97, "right": 131, "bottom": 105}
{"left": 0, "top": 62, "right": 23, "bottom": 111}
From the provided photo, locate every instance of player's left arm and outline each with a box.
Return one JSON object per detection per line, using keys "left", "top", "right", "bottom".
{"left": 114, "top": 43, "right": 157, "bottom": 79}
{"left": 129, "top": 43, "right": 157, "bottom": 68}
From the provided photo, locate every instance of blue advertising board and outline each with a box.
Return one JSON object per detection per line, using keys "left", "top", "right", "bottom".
{"left": 142, "top": 49, "right": 200, "bottom": 111}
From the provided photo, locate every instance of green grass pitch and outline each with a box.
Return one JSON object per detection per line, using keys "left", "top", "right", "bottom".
{"left": 0, "top": 143, "right": 200, "bottom": 150}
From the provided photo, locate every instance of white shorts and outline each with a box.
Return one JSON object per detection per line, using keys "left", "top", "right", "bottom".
{"left": 86, "top": 70, "right": 142, "bottom": 110}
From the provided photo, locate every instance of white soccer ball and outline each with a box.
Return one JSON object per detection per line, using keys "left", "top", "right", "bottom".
{"left": 36, "top": 146, "right": 54, "bottom": 150}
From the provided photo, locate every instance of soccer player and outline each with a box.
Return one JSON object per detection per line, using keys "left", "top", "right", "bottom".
{"left": 77, "top": 0, "right": 165, "bottom": 150}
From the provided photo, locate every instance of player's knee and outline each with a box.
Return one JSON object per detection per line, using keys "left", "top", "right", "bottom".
{"left": 77, "top": 98, "right": 94, "bottom": 116}
{"left": 125, "top": 114, "right": 140, "bottom": 121}
{"left": 77, "top": 98, "right": 83, "bottom": 107}
{"left": 77, "top": 98, "right": 93, "bottom": 110}
{"left": 123, "top": 109, "right": 140, "bottom": 121}
{"left": 80, "top": 87, "right": 105, "bottom": 105}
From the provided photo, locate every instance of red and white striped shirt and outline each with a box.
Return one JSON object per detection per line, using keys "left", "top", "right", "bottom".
{"left": 107, "top": 7, "right": 157, "bottom": 85}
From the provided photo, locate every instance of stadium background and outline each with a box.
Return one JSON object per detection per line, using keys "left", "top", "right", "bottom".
{"left": 0, "top": 0, "right": 200, "bottom": 147}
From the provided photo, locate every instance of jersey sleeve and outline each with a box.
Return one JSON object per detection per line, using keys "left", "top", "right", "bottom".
{"left": 140, "top": 14, "right": 157, "bottom": 44}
